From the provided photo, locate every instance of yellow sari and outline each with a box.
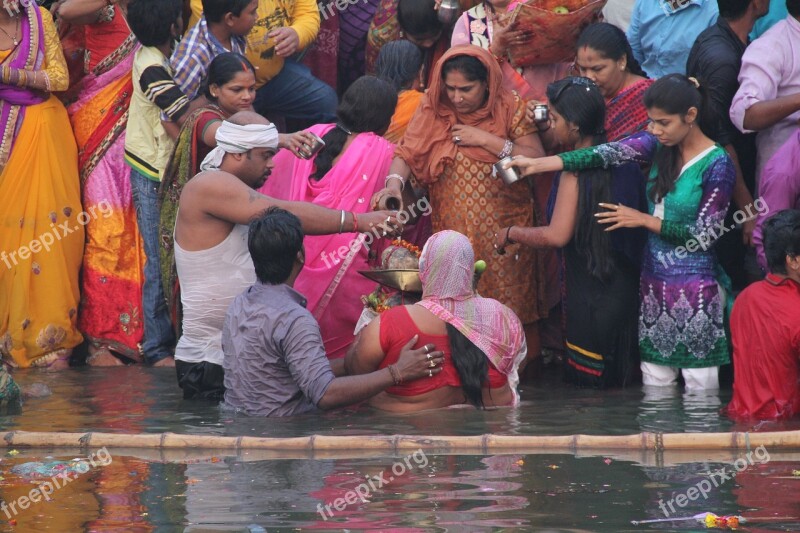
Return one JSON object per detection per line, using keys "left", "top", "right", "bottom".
{"left": 0, "top": 6, "right": 84, "bottom": 368}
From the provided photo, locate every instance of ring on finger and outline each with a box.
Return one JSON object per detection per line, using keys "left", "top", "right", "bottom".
{"left": 429, "top": 360, "right": 436, "bottom": 368}
{"left": 428, "top": 369, "right": 433, "bottom": 377}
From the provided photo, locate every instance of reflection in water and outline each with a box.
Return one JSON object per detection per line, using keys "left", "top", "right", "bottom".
{"left": 2, "top": 451, "right": 800, "bottom": 530}
{"left": 1, "top": 367, "right": 800, "bottom": 530}
{"left": 638, "top": 385, "right": 725, "bottom": 434}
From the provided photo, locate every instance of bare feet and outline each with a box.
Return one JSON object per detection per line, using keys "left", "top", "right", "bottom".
{"left": 43, "top": 358, "right": 70, "bottom": 371}
{"left": 152, "top": 356, "right": 175, "bottom": 368}
{"left": 86, "top": 347, "right": 125, "bottom": 367}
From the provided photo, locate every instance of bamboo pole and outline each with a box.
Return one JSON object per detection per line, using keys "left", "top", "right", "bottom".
{"left": 3, "top": 430, "right": 800, "bottom": 454}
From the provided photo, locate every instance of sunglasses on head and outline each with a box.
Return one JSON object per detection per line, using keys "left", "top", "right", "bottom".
{"left": 551, "top": 77, "right": 597, "bottom": 104}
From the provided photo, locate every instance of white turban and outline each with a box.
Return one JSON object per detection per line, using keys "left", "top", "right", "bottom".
{"left": 200, "top": 121, "right": 280, "bottom": 171}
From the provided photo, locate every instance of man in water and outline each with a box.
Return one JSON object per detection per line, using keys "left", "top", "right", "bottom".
{"left": 222, "top": 207, "right": 445, "bottom": 416}
{"left": 172, "top": 111, "right": 401, "bottom": 400}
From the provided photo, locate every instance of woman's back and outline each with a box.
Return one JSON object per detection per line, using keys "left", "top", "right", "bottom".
{"left": 369, "top": 305, "right": 512, "bottom": 412}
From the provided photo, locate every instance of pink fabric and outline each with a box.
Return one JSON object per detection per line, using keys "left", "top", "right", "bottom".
{"left": 415, "top": 230, "right": 526, "bottom": 376}
{"left": 258, "top": 123, "right": 395, "bottom": 359}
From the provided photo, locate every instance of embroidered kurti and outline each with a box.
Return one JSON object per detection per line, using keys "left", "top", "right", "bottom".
{"left": 559, "top": 132, "right": 736, "bottom": 368}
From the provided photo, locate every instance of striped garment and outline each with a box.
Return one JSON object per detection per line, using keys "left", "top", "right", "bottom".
{"left": 171, "top": 16, "right": 246, "bottom": 101}
{"left": 124, "top": 46, "right": 189, "bottom": 179}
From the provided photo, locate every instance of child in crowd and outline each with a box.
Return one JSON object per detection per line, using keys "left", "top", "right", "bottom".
{"left": 124, "top": 0, "right": 190, "bottom": 365}
{"left": 171, "top": 0, "right": 258, "bottom": 102}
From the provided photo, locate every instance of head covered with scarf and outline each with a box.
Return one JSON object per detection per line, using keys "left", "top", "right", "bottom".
{"left": 200, "top": 117, "right": 280, "bottom": 171}
{"left": 415, "top": 230, "right": 526, "bottom": 383}
{"left": 395, "top": 45, "right": 521, "bottom": 184}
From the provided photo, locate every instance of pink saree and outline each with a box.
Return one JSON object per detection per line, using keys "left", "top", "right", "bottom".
{"left": 67, "top": 13, "right": 145, "bottom": 361}
{"left": 259, "top": 124, "right": 395, "bottom": 359}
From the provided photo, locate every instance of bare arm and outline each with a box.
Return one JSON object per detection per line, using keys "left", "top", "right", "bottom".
{"left": 371, "top": 156, "right": 419, "bottom": 212}
{"left": 494, "top": 172, "right": 578, "bottom": 252}
{"left": 724, "top": 144, "right": 756, "bottom": 246}
{"left": 193, "top": 172, "right": 401, "bottom": 235}
{"left": 55, "top": 0, "right": 113, "bottom": 25}
{"left": 511, "top": 173, "right": 578, "bottom": 248}
{"left": 742, "top": 93, "right": 800, "bottom": 131}
{"left": 319, "top": 335, "right": 444, "bottom": 410}
{"left": 344, "top": 316, "right": 385, "bottom": 375}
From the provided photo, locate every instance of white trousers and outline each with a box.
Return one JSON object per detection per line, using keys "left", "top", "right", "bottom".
{"left": 640, "top": 362, "right": 719, "bottom": 390}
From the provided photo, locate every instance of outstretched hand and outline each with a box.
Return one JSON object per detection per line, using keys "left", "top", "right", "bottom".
{"left": 358, "top": 210, "right": 404, "bottom": 237}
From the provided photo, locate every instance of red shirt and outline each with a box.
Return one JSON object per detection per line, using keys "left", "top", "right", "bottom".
{"left": 378, "top": 306, "right": 507, "bottom": 396}
{"left": 725, "top": 274, "right": 800, "bottom": 420}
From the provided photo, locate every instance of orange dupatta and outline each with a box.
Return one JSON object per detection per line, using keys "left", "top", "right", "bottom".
{"left": 395, "top": 45, "right": 521, "bottom": 184}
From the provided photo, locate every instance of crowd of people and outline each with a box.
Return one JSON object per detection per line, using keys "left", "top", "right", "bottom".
{"left": 0, "top": 0, "right": 798, "bottom": 422}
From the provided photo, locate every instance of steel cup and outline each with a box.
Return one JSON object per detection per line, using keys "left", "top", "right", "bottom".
{"left": 298, "top": 132, "right": 326, "bottom": 160}
{"left": 494, "top": 156, "right": 522, "bottom": 185}
{"left": 533, "top": 104, "right": 549, "bottom": 123}
{"left": 437, "top": 0, "right": 461, "bottom": 24}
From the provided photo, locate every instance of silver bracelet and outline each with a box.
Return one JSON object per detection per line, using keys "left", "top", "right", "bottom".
{"left": 338, "top": 209, "right": 346, "bottom": 233}
{"left": 385, "top": 174, "right": 406, "bottom": 191}
{"left": 497, "top": 139, "right": 514, "bottom": 160}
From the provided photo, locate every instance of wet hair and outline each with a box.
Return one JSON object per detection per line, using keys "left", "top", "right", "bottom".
{"left": 398, "top": 0, "right": 443, "bottom": 39}
{"left": 717, "top": 0, "right": 752, "bottom": 20}
{"left": 643, "top": 74, "right": 714, "bottom": 203}
{"left": 547, "top": 77, "right": 615, "bottom": 281}
{"left": 576, "top": 22, "right": 648, "bottom": 78}
{"left": 127, "top": 0, "right": 182, "bottom": 47}
{"left": 312, "top": 76, "right": 398, "bottom": 180}
{"left": 446, "top": 323, "right": 489, "bottom": 409}
{"left": 763, "top": 209, "right": 800, "bottom": 275}
{"left": 248, "top": 207, "right": 304, "bottom": 285}
{"left": 202, "top": 53, "right": 256, "bottom": 101}
{"left": 376, "top": 40, "right": 424, "bottom": 91}
{"left": 788, "top": 0, "right": 800, "bottom": 17}
{"left": 441, "top": 54, "right": 489, "bottom": 84}
{"left": 202, "top": 0, "right": 253, "bottom": 23}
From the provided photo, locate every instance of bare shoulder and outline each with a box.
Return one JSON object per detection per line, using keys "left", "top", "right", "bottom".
{"left": 404, "top": 305, "right": 447, "bottom": 335}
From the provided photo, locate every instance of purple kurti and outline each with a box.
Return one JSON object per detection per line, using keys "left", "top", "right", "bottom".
{"left": 753, "top": 130, "right": 800, "bottom": 271}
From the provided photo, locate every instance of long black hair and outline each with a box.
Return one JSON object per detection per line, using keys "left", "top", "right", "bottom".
{"left": 547, "top": 77, "right": 615, "bottom": 281}
{"left": 202, "top": 53, "right": 256, "bottom": 102}
{"left": 576, "top": 22, "right": 648, "bottom": 78}
{"left": 643, "top": 74, "right": 712, "bottom": 203}
{"left": 312, "top": 76, "right": 398, "bottom": 180}
{"left": 398, "top": 0, "right": 443, "bottom": 39}
{"left": 446, "top": 324, "right": 489, "bottom": 409}
{"left": 375, "top": 40, "right": 424, "bottom": 92}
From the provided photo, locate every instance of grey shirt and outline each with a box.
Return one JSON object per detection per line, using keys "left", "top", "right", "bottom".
{"left": 222, "top": 282, "right": 335, "bottom": 417}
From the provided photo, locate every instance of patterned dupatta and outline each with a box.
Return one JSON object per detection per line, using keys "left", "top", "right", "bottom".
{"left": 0, "top": 3, "right": 45, "bottom": 172}
{"left": 416, "top": 230, "right": 526, "bottom": 376}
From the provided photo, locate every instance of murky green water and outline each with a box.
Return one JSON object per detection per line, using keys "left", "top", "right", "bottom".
{"left": 0, "top": 367, "right": 798, "bottom": 531}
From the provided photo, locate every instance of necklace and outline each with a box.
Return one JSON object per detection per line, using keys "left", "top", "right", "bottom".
{"left": 0, "top": 17, "right": 18, "bottom": 47}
